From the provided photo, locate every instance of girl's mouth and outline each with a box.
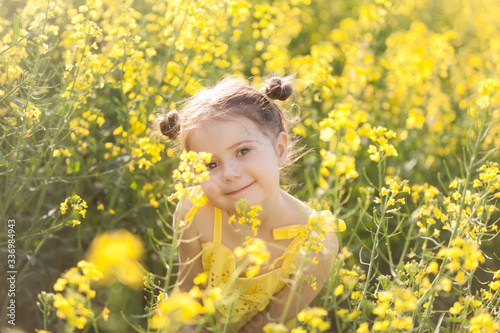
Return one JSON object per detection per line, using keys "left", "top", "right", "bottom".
{"left": 225, "top": 182, "right": 255, "bottom": 196}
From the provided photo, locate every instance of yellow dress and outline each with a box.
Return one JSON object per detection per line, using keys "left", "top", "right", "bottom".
{"left": 179, "top": 186, "right": 345, "bottom": 332}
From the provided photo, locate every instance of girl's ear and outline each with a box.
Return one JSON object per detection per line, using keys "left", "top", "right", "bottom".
{"left": 276, "top": 131, "right": 288, "bottom": 167}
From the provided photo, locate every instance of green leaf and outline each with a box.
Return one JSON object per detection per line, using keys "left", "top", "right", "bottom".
{"left": 448, "top": 318, "right": 464, "bottom": 323}
{"left": 0, "top": 151, "right": 7, "bottom": 167}
{"left": 13, "top": 14, "right": 20, "bottom": 44}
{"left": 74, "top": 161, "right": 81, "bottom": 173}
{"left": 10, "top": 96, "right": 24, "bottom": 108}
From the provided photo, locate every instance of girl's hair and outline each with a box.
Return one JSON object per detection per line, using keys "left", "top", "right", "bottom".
{"left": 156, "top": 76, "right": 301, "bottom": 175}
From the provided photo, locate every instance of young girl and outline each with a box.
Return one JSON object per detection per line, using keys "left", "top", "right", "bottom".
{"left": 157, "top": 76, "right": 343, "bottom": 332}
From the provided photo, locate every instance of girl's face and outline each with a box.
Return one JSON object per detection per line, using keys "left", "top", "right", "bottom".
{"left": 188, "top": 117, "right": 288, "bottom": 214}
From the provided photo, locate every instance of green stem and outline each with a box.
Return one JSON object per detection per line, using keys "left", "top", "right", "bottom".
{"left": 279, "top": 241, "right": 312, "bottom": 324}
{"left": 358, "top": 204, "right": 387, "bottom": 310}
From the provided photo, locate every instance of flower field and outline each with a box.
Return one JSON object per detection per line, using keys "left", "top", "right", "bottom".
{"left": 1, "top": 0, "right": 500, "bottom": 332}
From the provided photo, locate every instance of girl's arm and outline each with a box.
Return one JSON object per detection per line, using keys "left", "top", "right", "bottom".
{"left": 173, "top": 198, "right": 205, "bottom": 292}
{"left": 240, "top": 232, "right": 339, "bottom": 331}
{"left": 174, "top": 200, "right": 212, "bottom": 333}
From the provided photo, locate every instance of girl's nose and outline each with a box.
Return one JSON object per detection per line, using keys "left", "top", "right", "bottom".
{"left": 222, "top": 160, "right": 242, "bottom": 183}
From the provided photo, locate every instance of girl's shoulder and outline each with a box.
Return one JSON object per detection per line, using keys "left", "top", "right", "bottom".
{"left": 281, "top": 190, "right": 346, "bottom": 232}
{"left": 281, "top": 190, "right": 313, "bottom": 225}
{"left": 172, "top": 186, "right": 215, "bottom": 241}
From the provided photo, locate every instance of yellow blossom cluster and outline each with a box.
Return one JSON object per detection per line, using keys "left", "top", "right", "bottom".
{"left": 172, "top": 150, "right": 212, "bottom": 191}
{"left": 487, "top": 270, "right": 500, "bottom": 293}
{"left": 233, "top": 237, "right": 270, "bottom": 278}
{"left": 317, "top": 102, "right": 369, "bottom": 184}
{"left": 218, "top": 199, "right": 268, "bottom": 279}
{"left": 469, "top": 311, "right": 500, "bottom": 333}
{"left": 52, "top": 261, "right": 103, "bottom": 330}
{"left": 367, "top": 126, "right": 398, "bottom": 162}
{"left": 371, "top": 287, "right": 417, "bottom": 331}
{"left": 413, "top": 166, "right": 499, "bottom": 246}
{"left": 478, "top": 162, "right": 500, "bottom": 194}
{"left": 151, "top": 289, "right": 207, "bottom": 331}
{"left": 296, "top": 307, "right": 331, "bottom": 332}
{"left": 5, "top": 0, "right": 500, "bottom": 332}
{"left": 437, "top": 238, "right": 485, "bottom": 277}
{"left": 373, "top": 177, "right": 410, "bottom": 214}
{"left": 59, "top": 194, "right": 88, "bottom": 227}
{"left": 85, "top": 229, "right": 145, "bottom": 289}
{"left": 228, "top": 199, "right": 263, "bottom": 237}
{"left": 263, "top": 323, "right": 288, "bottom": 333}
{"left": 297, "top": 210, "right": 345, "bottom": 269}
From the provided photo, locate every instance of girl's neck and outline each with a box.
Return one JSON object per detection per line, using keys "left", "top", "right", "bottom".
{"left": 257, "top": 189, "right": 289, "bottom": 231}
{"left": 249, "top": 189, "right": 310, "bottom": 236}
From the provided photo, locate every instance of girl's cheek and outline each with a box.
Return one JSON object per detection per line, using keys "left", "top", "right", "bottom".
{"left": 201, "top": 178, "right": 219, "bottom": 197}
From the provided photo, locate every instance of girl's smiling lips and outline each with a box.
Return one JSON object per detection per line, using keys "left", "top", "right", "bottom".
{"left": 225, "top": 182, "right": 256, "bottom": 196}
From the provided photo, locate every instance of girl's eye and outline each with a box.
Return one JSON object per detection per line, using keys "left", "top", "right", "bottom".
{"left": 237, "top": 148, "right": 251, "bottom": 156}
{"left": 206, "top": 162, "right": 218, "bottom": 170}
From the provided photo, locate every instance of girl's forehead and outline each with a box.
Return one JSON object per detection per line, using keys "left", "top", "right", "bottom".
{"left": 187, "top": 118, "right": 272, "bottom": 152}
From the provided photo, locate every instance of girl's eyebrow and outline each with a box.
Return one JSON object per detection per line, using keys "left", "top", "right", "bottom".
{"left": 227, "top": 139, "right": 256, "bottom": 150}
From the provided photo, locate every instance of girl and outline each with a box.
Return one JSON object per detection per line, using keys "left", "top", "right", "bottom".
{"left": 157, "top": 76, "right": 344, "bottom": 332}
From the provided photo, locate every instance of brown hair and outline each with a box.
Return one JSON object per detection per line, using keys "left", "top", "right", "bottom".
{"left": 155, "top": 76, "right": 301, "bottom": 174}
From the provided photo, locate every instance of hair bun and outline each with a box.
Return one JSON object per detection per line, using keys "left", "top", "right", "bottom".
{"left": 159, "top": 110, "right": 180, "bottom": 140}
{"left": 264, "top": 77, "right": 293, "bottom": 101}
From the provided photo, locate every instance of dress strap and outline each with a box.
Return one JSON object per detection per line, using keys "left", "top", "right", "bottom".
{"left": 213, "top": 207, "right": 222, "bottom": 244}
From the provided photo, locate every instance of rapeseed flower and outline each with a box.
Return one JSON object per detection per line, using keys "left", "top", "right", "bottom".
{"left": 170, "top": 150, "right": 212, "bottom": 194}
{"left": 59, "top": 194, "right": 88, "bottom": 226}
{"left": 86, "top": 229, "right": 145, "bottom": 289}
{"left": 469, "top": 312, "right": 500, "bottom": 333}
{"left": 51, "top": 261, "right": 102, "bottom": 330}
{"left": 263, "top": 323, "right": 288, "bottom": 333}
{"left": 151, "top": 290, "right": 206, "bottom": 331}
{"left": 297, "top": 307, "right": 331, "bottom": 331}
{"left": 234, "top": 238, "right": 270, "bottom": 276}
{"left": 228, "top": 199, "right": 263, "bottom": 236}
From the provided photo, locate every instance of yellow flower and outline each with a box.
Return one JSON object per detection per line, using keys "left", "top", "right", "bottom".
{"left": 320, "top": 127, "right": 335, "bottom": 142}
{"left": 151, "top": 292, "right": 206, "bottom": 330}
{"left": 449, "top": 302, "right": 463, "bottom": 315}
{"left": 297, "top": 307, "right": 330, "bottom": 332}
{"left": 263, "top": 323, "right": 288, "bottom": 333}
{"left": 479, "top": 162, "right": 499, "bottom": 182}
{"left": 51, "top": 261, "right": 101, "bottom": 330}
{"left": 334, "top": 284, "right": 344, "bottom": 296}
{"left": 113, "top": 126, "right": 123, "bottom": 135}
{"left": 426, "top": 261, "right": 439, "bottom": 274}
{"left": 469, "top": 312, "right": 500, "bottom": 333}
{"left": 373, "top": 301, "right": 390, "bottom": 317}
{"left": 373, "top": 320, "right": 390, "bottom": 331}
{"left": 86, "top": 229, "right": 145, "bottom": 289}
{"left": 356, "top": 323, "right": 370, "bottom": 333}
{"left": 101, "top": 307, "right": 110, "bottom": 321}
{"left": 60, "top": 200, "right": 68, "bottom": 214}
{"left": 54, "top": 278, "right": 67, "bottom": 291}
{"left": 390, "top": 316, "right": 413, "bottom": 330}
{"left": 351, "top": 291, "right": 362, "bottom": 300}
{"left": 193, "top": 272, "right": 207, "bottom": 285}
{"left": 489, "top": 281, "right": 500, "bottom": 291}
{"left": 245, "top": 265, "right": 260, "bottom": 278}
{"left": 172, "top": 150, "right": 212, "bottom": 186}
{"left": 441, "top": 277, "right": 452, "bottom": 292}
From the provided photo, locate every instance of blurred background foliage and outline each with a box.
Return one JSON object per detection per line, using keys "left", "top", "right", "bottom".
{"left": 0, "top": 0, "right": 499, "bottom": 331}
